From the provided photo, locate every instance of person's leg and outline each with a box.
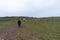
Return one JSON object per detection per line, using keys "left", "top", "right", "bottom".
{"left": 18, "top": 24, "right": 20, "bottom": 28}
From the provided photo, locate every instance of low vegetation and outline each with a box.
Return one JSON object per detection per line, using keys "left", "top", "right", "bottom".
{"left": 0, "top": 16, "right": 60, "bottom": 40}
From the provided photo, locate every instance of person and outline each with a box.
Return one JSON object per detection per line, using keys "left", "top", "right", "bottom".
{"left": 17, "top": 20, "right": 21, "bottom": 28}
{"left": 23, "top": 18, "right": 26, "bottom": 22}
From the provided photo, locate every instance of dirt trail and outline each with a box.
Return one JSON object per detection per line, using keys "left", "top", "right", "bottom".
{"left": 0, "top": 26, "right": 39, "bottom": 40}
{"left": 0, "top": 26, "right": 18, "bottom": 40}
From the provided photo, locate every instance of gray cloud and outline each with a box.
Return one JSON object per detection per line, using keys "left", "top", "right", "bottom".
{"left": 0, "top": 0, "right": 60, "bottom": 17}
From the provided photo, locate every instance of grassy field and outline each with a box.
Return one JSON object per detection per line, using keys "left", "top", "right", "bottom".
{"left": 0, "top": 17, "right": 60, "bottom": 40}
{"left": 0, "top": 17, "right": 16, "bottom": 30}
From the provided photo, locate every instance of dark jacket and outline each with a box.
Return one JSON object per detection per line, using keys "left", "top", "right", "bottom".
{"left": 18, "top": 20, "right": 21, "bottom": 27}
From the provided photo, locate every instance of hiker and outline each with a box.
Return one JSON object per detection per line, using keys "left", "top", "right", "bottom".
{"left": 17, "top": 20, "right": 21, "bottom": 28}
{"left": 23, "top": 18, "right": 26, "bottom": 22}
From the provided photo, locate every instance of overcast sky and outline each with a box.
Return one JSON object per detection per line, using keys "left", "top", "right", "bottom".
{"left": 0, "top": 0, "right": 60, "bottom": 17}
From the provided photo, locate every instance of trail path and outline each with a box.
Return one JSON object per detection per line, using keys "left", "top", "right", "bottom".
{"left": 0, "top": 26, "right": 39, "bottom": 40}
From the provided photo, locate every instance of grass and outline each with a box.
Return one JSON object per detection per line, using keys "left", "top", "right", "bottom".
{"left": 0, "top": 18, "right": 17, "bottom": 30}
{"left": 23, "top": 17, "right": 60, "bottom": 40}
{"left": 0, "top": 17, "right": 60, "bottom": 40}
